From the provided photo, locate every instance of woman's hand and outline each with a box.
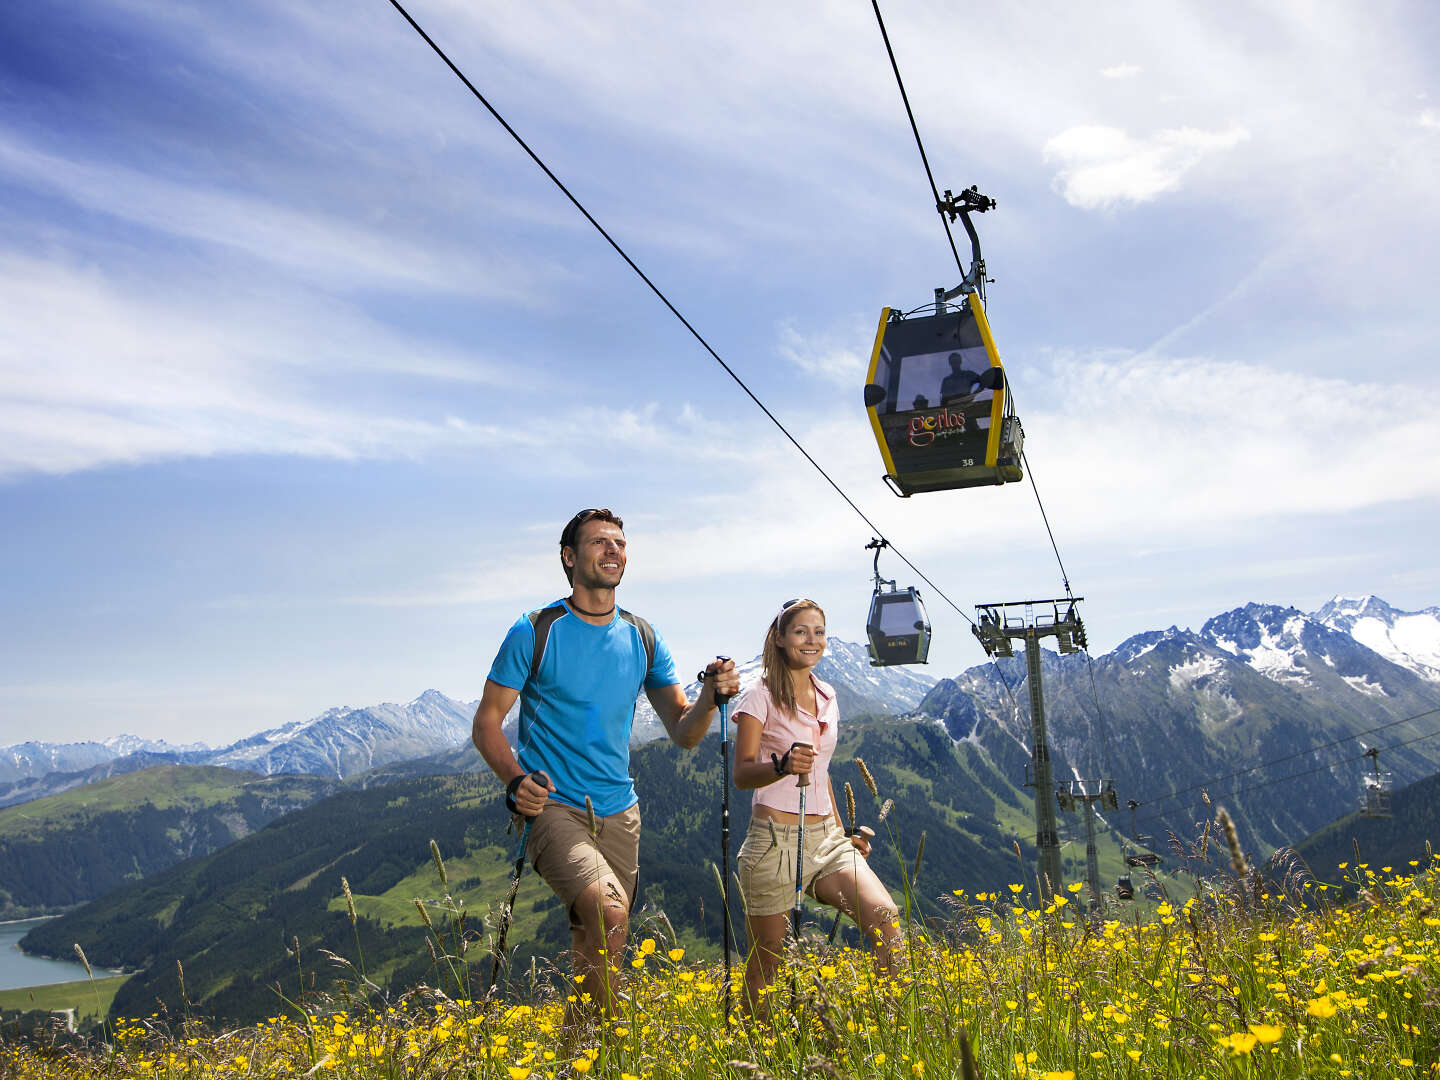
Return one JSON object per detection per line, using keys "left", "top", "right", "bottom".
{"left": 786, "top": 741, "right": 815, "bottom": 776}
{"left": 848, "top": 825, "right": 875, "bottom": 858}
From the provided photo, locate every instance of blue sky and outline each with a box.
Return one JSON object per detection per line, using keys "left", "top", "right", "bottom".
{"left": 2, "top": 0, "right": 1438, "bottom": 746}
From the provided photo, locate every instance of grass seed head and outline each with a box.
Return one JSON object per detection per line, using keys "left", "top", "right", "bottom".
{"left": 73, "top": 943, "right": 92, "bottom": 979}
{"left": 856, "top": 757, "right": 878, "bottom": 799}
{"left": 844, "top": 781, "right": 856, "bottom": 832}
{"left": 878, "top": 798, "right": 894, "bottom": 824}
{"left": 342, "top": 876, "right": 358, "bottom": 926}
{"left": 585, "top": 795, "right": 598, "bottom": 838}
{"left": 1216, "top": 806, "right": 1248, "bottom": 878}
{"left": 429, "top": 839, "right": 448, "bottom": 888}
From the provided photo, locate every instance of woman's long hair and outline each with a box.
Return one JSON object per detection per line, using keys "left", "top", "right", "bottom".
{"left": 761, "top": 599, "right": 826, "bottom": 718}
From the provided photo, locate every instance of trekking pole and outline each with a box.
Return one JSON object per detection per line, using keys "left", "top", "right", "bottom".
{"left": 699, "top": 657, "right": 735, "bottom": 1018}
{"left": 791, "top": 746, "right": 813, "bottom": 943}
{"left": 789, "top": 744, "right": 812, "bottom": 1009}
{"left": 487, "top": 770, "right": 550, "bottom": 996}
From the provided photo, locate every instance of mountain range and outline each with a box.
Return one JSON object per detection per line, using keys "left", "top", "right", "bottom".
{"left": 1, "top": 638, "right": 938, "bottom": 807}
{"left": 916, "top": 595, "right": 1440, "bottom": 859}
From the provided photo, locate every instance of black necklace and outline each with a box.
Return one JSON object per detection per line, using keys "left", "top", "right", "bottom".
{"left": 568, "top": 598, "right": 616, "bottom": 618}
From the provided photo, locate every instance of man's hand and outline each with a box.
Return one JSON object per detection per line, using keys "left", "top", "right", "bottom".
{"left": 506, "top": 771, "right": 555, "bottom": 818}
{"left": 703, "top": 656, "right": 739, "bottom": 701}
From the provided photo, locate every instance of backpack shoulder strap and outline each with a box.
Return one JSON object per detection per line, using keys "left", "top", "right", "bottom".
{"left": 616, "top": 608, "right": 656, "bottom": 684}
{"left": 526, "top": 603, "right": 567, "bottom": 682}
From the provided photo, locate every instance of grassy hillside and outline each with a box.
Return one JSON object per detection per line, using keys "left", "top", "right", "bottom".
{"left": 0, "top": 766, "right": 335, "bottom": 918}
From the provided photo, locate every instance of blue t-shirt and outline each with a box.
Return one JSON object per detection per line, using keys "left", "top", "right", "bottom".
{"left": 487, "top": 600, "right": 678, "bottom": 816}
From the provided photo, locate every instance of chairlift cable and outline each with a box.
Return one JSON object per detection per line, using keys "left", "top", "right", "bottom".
{"left": 1106, "top": 721, "right": 1440, "bottom": 845}
{"left": 1130, "top": 704, "right": 1440, "bottom": 814}
{"left": 384, "top": 0, "right": 981, "bottom": 631}
{"left": 1094, "top": 707, "right": 1440, "bottom": 843}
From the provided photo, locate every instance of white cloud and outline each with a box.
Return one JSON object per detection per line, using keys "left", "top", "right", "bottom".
{"left": 1043, "top": 125, "right": 1251, "bottom": 209}
{"left": 1100, "top": 63, "right": 1142, "bottom": 79}
{"left": 0, "top": 132, "right": 555, "bottom": 299}
{"left": 1420, "top": 110, "right": 1440, "bottom": 130}
{"left": 1021, "top": 351, "right": 1440, "bottom": 534}
{"left": 0, "top": 252, "right": 529, "bottom": 477}
{"left": 776, "top": 318, "right": 872, "bottom": 384}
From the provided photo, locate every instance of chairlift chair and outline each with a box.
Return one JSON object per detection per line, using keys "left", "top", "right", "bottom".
{"left": 1115, "top": 875, "right": 1134, "bottom": 901}
{"left": 1360, "top": 747, "right": 1393, "bottom": 818}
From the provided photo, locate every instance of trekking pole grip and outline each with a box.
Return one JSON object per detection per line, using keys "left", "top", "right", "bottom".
{"left": 698, "top": 655, "right": 733, "bottom": 706}
{"left": 793, "top": 741, "right": 812, "bottom": 788}
{"left": 506, "top": 770, "right": 551, "bottom": 820}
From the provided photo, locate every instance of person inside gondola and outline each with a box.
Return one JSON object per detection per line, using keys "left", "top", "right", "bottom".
{"left": 939, "top": 353, "right": 983, "bottom": 404}
{"left": 732, "top": 598, "right": 901, "bottom": 1016}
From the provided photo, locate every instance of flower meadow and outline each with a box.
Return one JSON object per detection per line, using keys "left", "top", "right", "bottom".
{"left": 3, "top": 854, "right": 1437, "bottom": 1080}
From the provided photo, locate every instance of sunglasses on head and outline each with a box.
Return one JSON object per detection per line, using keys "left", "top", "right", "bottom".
{"left": 772, "top": 597, "right": 817, "bottom": 625}
{"left": 560, "top": 508, "right": 603, "bottom": 549}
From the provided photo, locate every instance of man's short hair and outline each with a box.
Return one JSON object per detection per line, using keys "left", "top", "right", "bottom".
{"left": 559, "top": 508, "right": 624, "bottom": 583}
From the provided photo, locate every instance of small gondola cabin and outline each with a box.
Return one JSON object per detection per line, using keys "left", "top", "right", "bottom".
{"left": 866, "top": 585, "right": 931, "bottom": 666}
{"left": 863, "top": 300, "right": 1023, "bottom": 496}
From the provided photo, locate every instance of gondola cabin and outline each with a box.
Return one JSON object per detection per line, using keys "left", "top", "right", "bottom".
{"left": 866, "top": 584, "right": 931, "bottom": 666}
{"left": 863, "top": 300, "right": 1023, "bottom": 497}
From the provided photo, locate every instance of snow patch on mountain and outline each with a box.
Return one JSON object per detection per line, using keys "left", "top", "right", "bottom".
{"left": 1341, "top": 674, "right": 1387, "bottom": 697}
{"left": 1168, "top": 654, "right": 1222, "bottom": 690}
{"left": 1314, "top": 595, "right": 1440, "bottom": 683}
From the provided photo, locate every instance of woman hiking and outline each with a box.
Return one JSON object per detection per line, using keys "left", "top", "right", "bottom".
{"left": 731, "top": 598, "right": 901, "bottom": 1015}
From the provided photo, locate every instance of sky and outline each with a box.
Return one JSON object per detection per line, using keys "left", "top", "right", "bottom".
{"left": 2, "top": 0, "right": 1438, "bottom": 748}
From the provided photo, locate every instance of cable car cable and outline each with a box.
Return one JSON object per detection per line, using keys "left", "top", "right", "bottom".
{"left": 870, "top": 0, "right": 1085, "bottom": 637}
{"left": 384, "top": 0, "right": 984, "bottom": 632}
{"left": 868, "top": 0, "right": 969, "bottom": 287}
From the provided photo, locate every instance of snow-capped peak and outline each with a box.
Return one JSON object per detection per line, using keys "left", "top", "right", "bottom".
{"left": 1313, "top": 596, "right": 1440, "bottom": 683}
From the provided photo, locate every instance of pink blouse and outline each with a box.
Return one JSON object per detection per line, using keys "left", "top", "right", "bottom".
{"left": 732, "top": 674, "right": 838, "bottom": 816}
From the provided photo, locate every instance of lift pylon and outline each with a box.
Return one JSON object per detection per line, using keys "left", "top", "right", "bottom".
{"left": 1057, "top": 778, "right": 1117, "bottom": 910}
{"left": 973, "top": 597, "right": 1087, "bottom": 901}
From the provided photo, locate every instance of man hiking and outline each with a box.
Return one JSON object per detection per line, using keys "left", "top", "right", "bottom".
{"left": 472, "top": 507, "right": 738, "bottom": 1017}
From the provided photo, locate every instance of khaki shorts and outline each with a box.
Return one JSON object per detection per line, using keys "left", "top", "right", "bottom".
{"left": 526, "top": 801, "right": 641, "bottom": 931}
{"left": 736, "top": 816, "right": 865, "bottom": 918}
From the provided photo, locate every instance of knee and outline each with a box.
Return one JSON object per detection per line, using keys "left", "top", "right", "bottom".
{"left": 602, "top": 902, "right": 628, "bottom": 939}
